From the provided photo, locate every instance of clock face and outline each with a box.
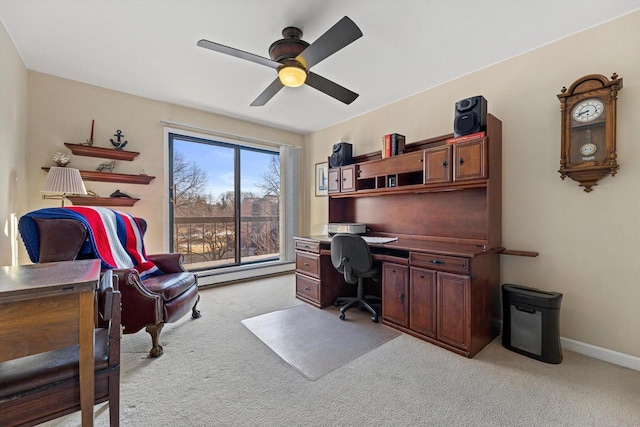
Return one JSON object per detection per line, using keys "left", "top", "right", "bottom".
{"left": 579, "top": 143, "right": 598, "bottom": 157}
{"left": 572, "top": 98, "right": 605, "bottom": 123}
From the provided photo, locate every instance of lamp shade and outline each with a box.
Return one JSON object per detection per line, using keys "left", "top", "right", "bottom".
{"left": 41, "top": 167, "right": 87, "bottom": 195}
{"left": 278, "top": 64, "right": 307, "bottom": 87}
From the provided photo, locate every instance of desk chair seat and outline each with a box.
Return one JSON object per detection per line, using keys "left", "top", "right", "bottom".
{"left": 331, "top": 234, "right": 381, "bottom": 322}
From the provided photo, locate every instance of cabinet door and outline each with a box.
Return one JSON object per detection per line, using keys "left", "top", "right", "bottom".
{"left": 424, "top": 145, "right": 452, "bottom": 183}
{"left": 357, "top": 159, "right": 387, "bottom": 179}
{"left": 409, "top": 267, "right": 437, "bottom": 338}
{"left": 327, "top": 168, "right": 341, "bottom": 194}
{"left": 340, "top": 164, "right": 356, "bottom": 192}
{"left": 385, "top": 150, "right": 424, "bottom": 175}
{"left": 453, "top": 139, "right": 488, "bottom": 181}
{"left": 382, "top": 263, "right": 409, "bottom": 327}
{"left": 437, "top": 272, "right": 471, "bottom": 350}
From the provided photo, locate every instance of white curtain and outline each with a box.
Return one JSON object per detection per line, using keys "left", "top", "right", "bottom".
{"left": 280, "top": 145, "right": 301, "bottom": 263}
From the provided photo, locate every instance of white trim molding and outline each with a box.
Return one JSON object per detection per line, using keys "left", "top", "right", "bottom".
{"left": 561, "top": 337, "right": 640, "bottom": 372}
{"left": 196, "top": 262, "right": 295, "bottom": 287}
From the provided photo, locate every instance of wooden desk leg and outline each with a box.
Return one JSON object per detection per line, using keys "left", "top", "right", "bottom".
{"left": 79, "top": 290, "right": 95, "bottom": 427}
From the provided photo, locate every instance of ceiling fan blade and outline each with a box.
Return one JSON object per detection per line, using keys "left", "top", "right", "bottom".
{"left": 305, "top": 72, "right": 358, "bottom": 105}
{"left": 250, "top": 77, "right": 284, "bottom": 106}
{"left": 197, "top": 39, "right": 280, "bottom": 69}
{"left": 296, "top": 16, "right": 362, "bottom": 70}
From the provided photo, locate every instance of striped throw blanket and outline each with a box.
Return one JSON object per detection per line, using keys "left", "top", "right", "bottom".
{"left": 19, "top": 207, "right": 160, "bottom": 278}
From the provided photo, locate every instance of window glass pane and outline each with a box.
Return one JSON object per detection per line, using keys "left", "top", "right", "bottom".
{"left": 170, "top": 134, "right": 281, "bottom": 271}
{"left": 172, "top": 138, "right": 236, "bottom": 269}
{"left": 240, "top": 149, "right": 280, "bottom": 263}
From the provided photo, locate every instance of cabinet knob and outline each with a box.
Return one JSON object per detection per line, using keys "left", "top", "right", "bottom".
{"left": 441, "top": 161, "right": 448, "bottom": 167}
{"left": 399, "top": 293, "right": 404, "bottom": 302}
{"left": 430, "top": 259, "right": 445, "bottom": 265}
{"left": 458, "top": 158, "right": 464, "bottom": 165}
{"left": 304, "top": 287, "right": 311, "bottom": 291}
{"left": 303, "top": 262, "right": 310, "bottom": 266}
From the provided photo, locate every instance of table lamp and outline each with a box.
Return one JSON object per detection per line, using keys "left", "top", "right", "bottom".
{"left": 41, "top": 167, "right": 87, "bottom": 206}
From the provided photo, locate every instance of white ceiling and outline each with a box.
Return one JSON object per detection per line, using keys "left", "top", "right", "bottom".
{"left": 1, "top": 1, "right": 639, "bottom": 135}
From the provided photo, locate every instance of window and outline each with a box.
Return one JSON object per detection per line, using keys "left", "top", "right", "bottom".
{"left": 168, "top": 132, "right": 288, "bottom": 271}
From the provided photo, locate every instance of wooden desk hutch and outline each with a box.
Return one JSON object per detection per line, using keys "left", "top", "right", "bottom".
{"left": 295, "top": 114, "right": 502, "bottom": 358}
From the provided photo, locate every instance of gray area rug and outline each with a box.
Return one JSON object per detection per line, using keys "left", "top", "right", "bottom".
{"left": 241, "top": 304, "right": 400, "bottom": 380}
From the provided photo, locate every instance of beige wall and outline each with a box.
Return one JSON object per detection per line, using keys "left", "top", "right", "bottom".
{"left": 3, "top": 11, "right": 638, "bottom": 358}
{"left": 304, "top": 11, "right": 640, "bottom": 358}
{"left": 0, "top": 19, "right": 28, "bottom": 266}
{"left": 24, "top": 72, "right": 303, "bottom": 257}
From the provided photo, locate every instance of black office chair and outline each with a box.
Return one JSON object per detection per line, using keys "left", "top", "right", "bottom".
{"left": 331, "top": 234, "right": 381, "bottom": 322}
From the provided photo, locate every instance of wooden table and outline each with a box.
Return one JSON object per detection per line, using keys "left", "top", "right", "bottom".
{"left": 0, "top": 259, "right": 101, "bottom": 427}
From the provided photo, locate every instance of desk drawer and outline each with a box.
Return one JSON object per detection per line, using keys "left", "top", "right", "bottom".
{"left": 295, "top": 273, "right": 319, "bottom": 302}
{"left": 410, "top": 253, "right": 470, "bottom": 274}
{"left": 294, "top": 239, "right": 320, "bottom": 253}
{"left": 296, "top": 251, "right": 320, "bottom": 278}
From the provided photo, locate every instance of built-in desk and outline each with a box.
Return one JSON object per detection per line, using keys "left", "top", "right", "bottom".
{"left": 294, "top": 235, "right": 502, "bottom": 358}
{"left": 302, "top": 114, "right": 503, "bottom": 357}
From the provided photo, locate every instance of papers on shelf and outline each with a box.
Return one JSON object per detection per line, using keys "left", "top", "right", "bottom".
{"left": 361, "top": 236, "right": 398, "bottom": 244}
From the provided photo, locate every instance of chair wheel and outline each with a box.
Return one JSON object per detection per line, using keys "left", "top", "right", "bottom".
{"left": 334, "top": 301, "right": 340, "bottom": 307}
{"left": 371, "top": 315, "right": 378, "bottom": 323}
{"left": 339, "top": 312, "right": 346, "bottom": 320}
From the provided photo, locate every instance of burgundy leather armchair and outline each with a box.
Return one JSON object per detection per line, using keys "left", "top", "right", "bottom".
{"left": 28, "top": 217, "right": 201, "bottom": 357}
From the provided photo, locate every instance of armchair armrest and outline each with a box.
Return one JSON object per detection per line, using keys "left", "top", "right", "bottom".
{"left": 110, "top": 268, "right": 162, "bottom": 334}
{"left": 147, "top": 253, "right": 188, "bottom": 274}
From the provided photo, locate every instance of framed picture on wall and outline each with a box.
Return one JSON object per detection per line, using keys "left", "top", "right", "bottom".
{"left": 315, "top": 162, "right": 328, "bottom": 196}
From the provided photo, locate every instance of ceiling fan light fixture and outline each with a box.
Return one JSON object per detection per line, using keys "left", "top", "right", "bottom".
{"left": 278, "top": 63, "right": 307, "bottom": 87}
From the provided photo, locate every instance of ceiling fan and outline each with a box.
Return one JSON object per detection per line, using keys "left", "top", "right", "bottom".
{"left": 197, "top": 16, "right": 362, "bottom": 106}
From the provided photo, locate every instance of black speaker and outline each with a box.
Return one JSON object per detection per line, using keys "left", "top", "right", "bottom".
{"left": 329, "top": 142, "right": 353, "bottom": 168}
{"left": 454, "top": 96, "right": 487, "bottom": 137}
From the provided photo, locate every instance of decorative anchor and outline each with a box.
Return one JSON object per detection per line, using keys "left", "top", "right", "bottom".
{"left": 110, "top": 130, "right": 128, "bottom": 150}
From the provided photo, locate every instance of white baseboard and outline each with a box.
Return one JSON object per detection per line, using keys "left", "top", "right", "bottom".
{"left": 196, "top": 262, "right": 294, "bottom": 287}
{"left": 561, "top": 337, "right": 640, "bottom": 372}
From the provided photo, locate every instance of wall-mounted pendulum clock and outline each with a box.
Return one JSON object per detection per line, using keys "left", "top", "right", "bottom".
{"left": 557, "top": 73, "right": 623, "bottom": 192}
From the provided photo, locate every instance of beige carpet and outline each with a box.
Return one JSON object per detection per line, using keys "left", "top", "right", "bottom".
{"left": 42, "top": 274, "right": 640, "bottom": 427}
{"left": 241, "top": 304, "right": 400, "bottom": 380}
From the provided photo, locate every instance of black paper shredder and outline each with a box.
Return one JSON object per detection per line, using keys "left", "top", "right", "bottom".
{"left": 502, "top": 284, "right": 563, "bottom": 364}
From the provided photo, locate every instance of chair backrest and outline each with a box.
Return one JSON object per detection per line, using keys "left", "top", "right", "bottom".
{"left": 96, "top": 269, "right": 115, "bottom": 326}
{"left": 330, "top": 234, "right": 373, "bottom": 284}
{"left": 33, "top": 218, "right": 88, "bottom": 263}
{"left": 136, "top": 217, "right": 147, "bottom": 235}
{"left": 30, "top": 216, "right": 146, "bottom": 264}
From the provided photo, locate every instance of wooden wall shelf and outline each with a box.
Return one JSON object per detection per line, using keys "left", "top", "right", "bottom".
{"left": 66, "top": 196, "right": 139, "bottom": 207}
{"left": 41, "top": 167, "right": 155, "bottom": 184}
{"left": 64, "top": 143, "right": 139, "bottom": 161}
